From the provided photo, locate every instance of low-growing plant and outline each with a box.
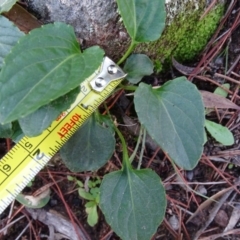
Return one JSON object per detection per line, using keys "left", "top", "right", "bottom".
{"left": 67, "top": 175, "right": 101, "bottom": 227}
{"left": 0, "top": 1, "right": 207, "bottom": 239}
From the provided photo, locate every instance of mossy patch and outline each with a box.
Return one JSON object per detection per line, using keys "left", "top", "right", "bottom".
{"left": 137, "top": 3, "right": 225, "bottom": 72}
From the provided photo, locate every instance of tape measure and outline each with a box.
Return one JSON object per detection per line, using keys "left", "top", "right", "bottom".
{"left": 0, "top": 57, "right": 126, "bottom": 214}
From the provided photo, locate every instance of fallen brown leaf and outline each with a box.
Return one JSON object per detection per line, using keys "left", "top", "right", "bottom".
{"left": 200, "top": 90, "right": 240, "bottom": 110}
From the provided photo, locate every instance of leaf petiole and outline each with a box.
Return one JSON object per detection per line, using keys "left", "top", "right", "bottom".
{"left": 103, "top": 103, "right": 131, "bottom": 169}
{"left": 117, "top": 41, "right": 137, "bottom": 65}
{"left": 137, "top": 127, "right": 146, "bottom": 169}
{"left": 129, "top": 125, "right": 143, "bottom": 163}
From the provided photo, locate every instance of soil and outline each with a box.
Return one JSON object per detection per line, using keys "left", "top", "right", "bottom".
{"left": 1, "top": 1, "right": 240, "bottom": 240}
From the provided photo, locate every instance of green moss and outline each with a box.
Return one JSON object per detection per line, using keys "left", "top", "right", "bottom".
{"left": 137, "top": 3, "right": 225, "bottom": 72}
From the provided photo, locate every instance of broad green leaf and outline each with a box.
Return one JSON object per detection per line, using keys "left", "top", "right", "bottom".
{"left": 214, "top": 83, "right": 230, "bottom": 98}
{"left": 0, "top": 16, "right": 24, "bottom": 69}
{"left": 86, "top": 205, "right": 98, "bottom": 227}
{"left": 0, "top": 0, "right": 17, "bottom": 13}
{"left": 134, "top": 77, "right": 205, "bottom": 170}
{"left": 124, "top": 54, "right": 153, "bottom": 84}
{"left": 60, "top": 115, "right": 115, "bottom": 172}
{"left": 18, "top": 87, "right": 80, "bottom": 137}
{"left": 100, "top": 168, "right": 166, "bottom": 240}
{"left": 11, "top": 121, "right": 24, "bottom": 142}
{"left": 205, "top": 119, "right": 234, "bottom": 146}
{"left": 0, "top": 122, "right": 12, "bottom": 138}
{"left": 116, "top": 0, "right": 166, "bottom": 42}
{"left": 0, "top": 22, "right": 104, "bottom": 123}
{"left": 97, "top": 114, "right": 115, "bottom": 134}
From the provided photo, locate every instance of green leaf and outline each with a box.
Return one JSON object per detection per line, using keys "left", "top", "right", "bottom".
{"left": 0, "top": 0, "right": 17, "bottom": 13}
{"left": 134, "top": 77, "right": 205, "bottom": 170}
{"left": 88, "top": 180, "right": 95, "bottom": 188}
{"left": 78, "top": 188, "right": 95, "bottom": 201}
{"left": 76, "top": 180, "right": 84, "bottom": 188}
{"left": 0, "top": 16, "right": 24, "bottom": 68}
{"left": 203, "top": 129, "right": 207, "bottom": 145}
{"left": 60, "top": 115, "right": 115, "bottom": 172}
{"left": 214, "top": 83, "right": 230, "bottom": 98}
{"left": 86, "top": 205, "right": 99, "bottom": 227}
{"left": 67, "top": 175, "right": 75, "bottom": 181}
{"left": 90, "top": 187, "right": 100, "bottom": 198}
{"left": 100, "top": 168, "right": 166, "bottom": 240}
{"left": 0, "top": 122, "right": 12, "bottom": 138}
{"left": 116, "top": 0, "right": 166, "bottom": 42}
{"left": 18, "top": 87, "right": 80, "bottom": 137}
{"left": 205, "top": 119, "right": 234, "bottom": 146}
{"left": 124, "top": 54, "right": 153, "bottom": 84}
{"left": 11, "top": 121, "right": 24, "bottom": 142}
{"left": 85, "top": 201, "right": 96, "bottom": 208}
{"left": 0, "top": 22, "right": 104, "bottom": 123}
{"left": 16, "top": 189, "right": 50, "bottom": 208}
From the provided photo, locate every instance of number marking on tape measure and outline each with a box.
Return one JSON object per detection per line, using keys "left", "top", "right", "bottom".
{"left": 0, "top": 57, "right": 126, "bottom": 214}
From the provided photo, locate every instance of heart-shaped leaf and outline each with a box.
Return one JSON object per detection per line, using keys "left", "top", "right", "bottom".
{"left": 60, "top": 115, "right": 115, "bottom": 172}
{"left": 0, "top": 0, "right": 17, "bottom": 13}
{"left": 11, "top": 121, "right": 24, "bottom": 143}
{"left": 19, "top": 87, "right": 80, "bottom": 137}
{"left": 124, "top": 54, "right": 153, "bottom": 84}
{"left": 116, "top": 0, "right": 166, "bottom": 43}
{"left": 0, "top": 22, "right": 104, "bottom": 123}
{"left": 134, "top": 77, "right": 205, "bottom": 170}
{"left": 205, "top": 120, "right": 234, "bottom": 146}
{"left": 100, "top": 168, "right": 166, "bottom": 240}
{"left": 0, "top": 16, "right": 24, "bottom": 68}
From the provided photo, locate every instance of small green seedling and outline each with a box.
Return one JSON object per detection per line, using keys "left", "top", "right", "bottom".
{"left": 68, "top": 176, "right": 101, "bottom": 227}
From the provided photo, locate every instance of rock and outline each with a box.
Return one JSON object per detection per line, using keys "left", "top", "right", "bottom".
{"left": 28, "top": 0, "right": 226, "bottom": 66}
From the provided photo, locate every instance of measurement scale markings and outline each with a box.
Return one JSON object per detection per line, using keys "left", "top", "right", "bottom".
{"left": 6, "top": 189, "right": 16, "bottom": 198}
{"left": 0, "top": 57, "right": 126, "bottom": 215}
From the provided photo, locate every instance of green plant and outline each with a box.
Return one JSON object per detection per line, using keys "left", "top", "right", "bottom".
{"left": 205, "top": 84, "right": 234, "bottom": 146}
{"left": 67, "top": 175, "right": 101, "bottom": 227}
{"left": 0, "top": 1, "right": 206, "bottom": 239}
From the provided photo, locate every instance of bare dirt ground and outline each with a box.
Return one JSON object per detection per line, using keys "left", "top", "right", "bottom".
{"left": 1, "top": 1, "right": 240, "bottom": 240}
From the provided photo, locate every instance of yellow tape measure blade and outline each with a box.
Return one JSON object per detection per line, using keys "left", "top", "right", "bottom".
{"left": 0, "top": 57, "right": 126, "bottom": 214}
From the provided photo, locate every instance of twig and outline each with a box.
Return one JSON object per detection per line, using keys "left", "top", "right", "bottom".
{"left": 0, "top": 215, "right": 25, "bottom": 234}
{"left": 15, "top": 221, "right": 31, "bottom": 240}
{"left": 193, "top": 188, "right": 233, "bottom": 240}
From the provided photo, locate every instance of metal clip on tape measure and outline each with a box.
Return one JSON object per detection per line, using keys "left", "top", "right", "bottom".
{"left": 0, "top": 57, "right": 126, "bottom": 214}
